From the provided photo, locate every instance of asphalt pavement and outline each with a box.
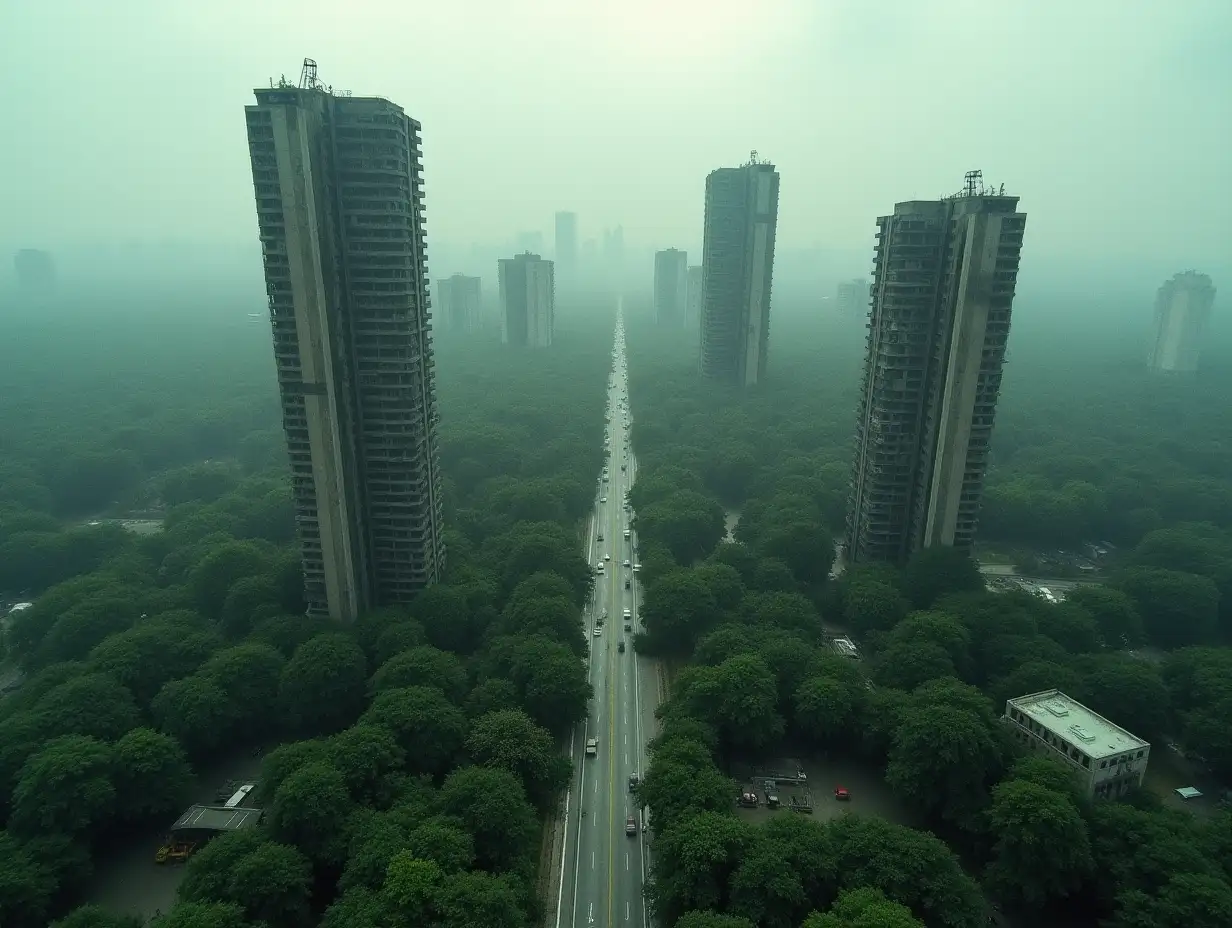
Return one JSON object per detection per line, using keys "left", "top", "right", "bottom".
{"left": 555, "top": 301, "right": 659, "bottom": 928}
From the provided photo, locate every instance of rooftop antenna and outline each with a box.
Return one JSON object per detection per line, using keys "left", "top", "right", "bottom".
{"left": 299, "top": 58, "right": 319, "bottom": 90}
{"left": 963, "top": 170, "right": 983, "bottom": 197}
{"left": 748, "top": 149, "right": 758, "bottom": 165}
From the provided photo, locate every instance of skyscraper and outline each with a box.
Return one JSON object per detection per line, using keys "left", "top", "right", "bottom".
{"left": 1148, "top": 271, "right": 1215, "bottom": 374}
{"left": 846, "top": 171, "right": 1027, "bottom": 565}
{"left": 836, "top": 279, "right": 870, "bottom": 316}
{"left": 555, "top": 211, "right": 577, "bottom": 281}
{"left": 244, "top": 61, "right": 445, "bottom": 622}
{"left": 654, "top": 248, "right": 689, "bottom": 325}
{"left": 699, "top": 154, "right": 779, "bottom": 386}
{"left": 437, "top": 274, "right": 482, "bottom": 334}
{"left": 686, "top": 265, "right": 703, "bottom": 331}
{"left": 499, "top": 252, "right": 555, "bottom": 347}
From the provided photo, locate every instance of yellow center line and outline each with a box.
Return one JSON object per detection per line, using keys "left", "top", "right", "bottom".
{"left": 607, "top": 407, "right": 621, "bottom": 927}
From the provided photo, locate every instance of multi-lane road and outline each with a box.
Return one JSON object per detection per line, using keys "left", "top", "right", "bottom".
{"left": 555, "top": 306, "right": 659, "bottom": 928}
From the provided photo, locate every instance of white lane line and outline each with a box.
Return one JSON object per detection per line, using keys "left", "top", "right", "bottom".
{"left": 591, "top": 851, "right": 595, "bottom": 870}
{"left": 626, "top": 901, "right": 631, "bottom": 922}
{"left": 555, "top": 785, "right": 570, "bottom": 928}
{"left": 625, "top": 852, "right": 629, "bottom": 870}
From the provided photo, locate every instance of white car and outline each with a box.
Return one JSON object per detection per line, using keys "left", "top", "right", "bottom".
{"left": 592, "top": 627, "right": 602, "bottom": 637}
{"left": 586, "top": 738, "right": 598, "bottom": 756}
{"left": 601, "top": 497, "right": 607, "bottom": 503}
{"left": 632, "top": 563, "right": 641, "bottom": 572}
{"left": 604, "top": 553, "right": 611, "bottom": 561}
{"left": 623, "top": 608, "right": 632, "bottom": 619}
{"left": 596, "top": 563, "right": 604, "bottom": 574}
{"left": 623, "top": 559, "right": 631, "bottom": 568}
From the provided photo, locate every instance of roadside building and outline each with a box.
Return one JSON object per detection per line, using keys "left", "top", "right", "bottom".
{"left": 1003, "top": 689, "right": 1149, "bottom": 799}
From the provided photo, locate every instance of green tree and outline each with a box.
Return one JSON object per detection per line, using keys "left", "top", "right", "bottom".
{"left": 466, "top": 708, "right": 570, "bottom": 808}
{"left": 111, "top": 727, "right": 193, "bottom": 822}
{"left": 1116, "top": 567, "right": 1220, "bottom": 649}
{"left": 11, "top": 735, "right": 115, "bottom": 838}
{"left": 1066, "top": 585, "right": 1146, "bottom": 648}
{"left": 985, "top": 779, "right": 1093, "bottom": 906}
{"left": 328, "top": 723, "right": 407, "bottom": 807}
{"left": 651, "top": 811, "right": 757, "bottom": 923}
{"left": 370, "top": 645, "right": 469, "bottom": 702}
{"left": 151, "top": 902, "right": 255, "bottom": 928}
{"left": 1109, "top": 872, "right": 1232, "bottom": 928}
{"left": 151, "top": 673, "right": 234, "bottom": 756}
{"left": 267, "top": 761, "right": 354, "bottom": 866}
{"left": 901, "top": 547, "right": 983, "bottom": 608}
{"left": 640, "top": 569, "right": 720, "bottom": 656}
{"left": 362, "top": 686, "right": 468, "bottom": 777}
{"left": 279, "top": 633, "right": 368, "bottom": 734}
{"left": 437, "top": 766, "right": 539, "bottom": 872}
{"left": 802, "top": 887, "right": 924, "bottom": 928}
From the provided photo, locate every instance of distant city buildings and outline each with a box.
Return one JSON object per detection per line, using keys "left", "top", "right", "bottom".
{"left": 699, "top": 153, "right": 780, "bottom": 386}
{"left": 1148, "top": 271, "right": 1215, "bottom": 374}
{"left": 836, "top": 279, "right": 870, "bottom": 317}
{"left": 499, "top": 252, "right": 555, "bottom": 347}
{"left": 13, "top": 249, "right": 56, "bottom": 295}
{"left": 1004, "top": 690, "right": 1149, "bottom": 800}
{"left": 243, "top": 63, "right": 446, "bottom": 621}
{"left": 653, "top": 248, "right": 689, "bottom": 325}
{"left": 686, "top": 265, "right": 703, "bottom": 331}
{"left": 555, "top": 211, "right": 577, "bottom": 281}
{"left": 846, "top": 170, "right": 1026, "bottom": 565}
{"left": 437, "top": 274, "right": 482, "bottom": 334}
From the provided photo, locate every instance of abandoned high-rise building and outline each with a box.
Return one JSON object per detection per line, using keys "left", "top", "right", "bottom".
{"left": 499, "top": 252, "right": 555, "bottom": 347}
{"left": 836, "top": 279, "right": 870, "bottom": 317}
{"left": 699, "top": 153, "right": 779, "bottom": 386}
{"left": 654, "top": 248, "right": 689, "bottom": 325}
{"left": 1148, "top": 271, "right": 1215, "bottom": 374}
{"left": 846, "top": 171, "right": 1026, "bottom": 565}
{"left": 244, "top": 60, "right": 445, "bottom": 622}
{"left": 437, "top": 274, "right": 482, "bottom": 334}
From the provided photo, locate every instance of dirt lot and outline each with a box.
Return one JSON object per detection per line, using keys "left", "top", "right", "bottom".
{"left": 729, "top": 753, "right": 923, "bottom": 829}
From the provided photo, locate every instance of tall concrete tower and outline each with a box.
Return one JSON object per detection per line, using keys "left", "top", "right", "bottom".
{"left": 699, "top": 153, "right": 779, "bottom": 386}
{"left": 554, "top": 211, "right": 577, "bottom": 281}
{"left": 653, "top": 248, "right": 689, "bottom": 325}
{"left": 437, "top": 274, "right": 482, "bottom": 334}
{"left": 846, "top": 171, "right": 1027, "bottom": 565}
{"left": 499, "top": 252, "right": 555, "bottom": 347}
{"left": 244, "top": 60, "right": 446, "bottom": 621}
{"left": 1148, "top": 271, "right": 1215, "bottom": 374}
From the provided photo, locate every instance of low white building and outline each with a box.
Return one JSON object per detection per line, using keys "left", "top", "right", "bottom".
{"left": 1004, "top": 689, "right": 1149, "bottom": 799}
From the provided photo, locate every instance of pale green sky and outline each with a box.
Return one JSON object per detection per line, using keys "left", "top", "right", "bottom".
{"left": 2, "top": 0, "right": 1229, "bottom": 267}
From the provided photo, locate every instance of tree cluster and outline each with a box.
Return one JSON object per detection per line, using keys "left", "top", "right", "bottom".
{"left": 2, "top": 321, "right": 615, "bottom": 927}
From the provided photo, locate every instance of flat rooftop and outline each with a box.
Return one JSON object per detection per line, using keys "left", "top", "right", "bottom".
{"left": 171, "top": 805, "right": 262, "bottom": 835}
{"left": 1008, "top": 689, "right": 1148, "bottom": 760}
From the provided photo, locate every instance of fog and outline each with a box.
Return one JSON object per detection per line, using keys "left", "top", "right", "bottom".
{"left": 2, "top": 0, "right": 1230, "bottom": 312}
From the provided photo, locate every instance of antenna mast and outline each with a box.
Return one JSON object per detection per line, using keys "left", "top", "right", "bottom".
{"left": 299, "top": 58, "right": 319, "bottom": 90}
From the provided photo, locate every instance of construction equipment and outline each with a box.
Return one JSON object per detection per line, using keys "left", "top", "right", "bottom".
{"left": 155, "top": 840, "right": 197, "bottom": 864}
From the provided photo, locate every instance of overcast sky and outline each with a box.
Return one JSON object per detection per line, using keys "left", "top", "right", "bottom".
{"left": 2, "top": 0, "right": 1229, "bottom": 268}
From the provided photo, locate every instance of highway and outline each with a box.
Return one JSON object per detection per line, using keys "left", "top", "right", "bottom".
{"left": 555, "top": 302, "right": 659, "bottom": 928}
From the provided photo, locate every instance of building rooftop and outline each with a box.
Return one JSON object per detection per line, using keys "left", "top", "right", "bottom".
{"left": 171, "top": 805, "right": 263, "bottom": 835}
{"left": 1008, "top": 689, "right": 1148, "bottom": 760}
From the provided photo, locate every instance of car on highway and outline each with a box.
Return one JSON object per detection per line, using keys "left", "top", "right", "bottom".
{"left": 622, "top": 608, "right": 632, "bottom": 619}
{"left": 601, "top": 497, "right": 607, "bottom": 503}
{"left": 586, "top": 738, "right": 597, "bottom": 756}
{"left": 592, "top": 628, "right": 602, "bottom": 637}
{"left": 604, "top": 553, "right": 611, "bottom": 561}
{"left": 628, "top": 774, "right": 639, "bottom": 790}
{"left": 624, "top": 623, "right": 631, "bottom": 632}
{"left": 625, "top": 816, "right": 637, "bottom": 836}
{"left": 618, "top": 641, "right": 625, "bottom": 653}
{"left": 597, "top": 531, "right": 604, "bottom": 541}
{"left": 632, "top": 563, "right": 640, "bottom": 572}
{"left": 623, "top": 559, "right": 631, "bottom": 567}
{"left": 595, "top": 563, "right": 604, "bottom": 574}
{"left": 624, "top": 579, "right": 630, "bottom": 589}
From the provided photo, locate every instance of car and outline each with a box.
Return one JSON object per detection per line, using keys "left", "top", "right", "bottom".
{"left": 604, "top": 553, "right": 611, "bottom": 561}
{"left": 595, "top": 563, "right": 604, "bottom": 574}
{"left": 618, "top": 641, "right": 625, "bottom": 653}
{"left": 624, "top": 623, "right": 631, "bottom": 632}
{"left": 834, "top": 786, "right": 850, "bottom": 801}
{"left": 593, "top": 627, "right": 602, "bottom": 637}
{"left": 623, "top": 559, "right": 631, "bottom": 567}
{"left": 586, "top": 738, "right": 597, "bottom": 757}
{"left": 622, "top": 608, "right": 632, "bottom": 619}
{"left": 600, "top": 497, "right": 607, "bottom": 503}
{"left": 597, "top": 532, "right": 604, "bottom": 541}
{"left": 629, "top": 773, "right": 640, "bottom": 790}
{"left": 624, "top": 579, "right": 630, "bottom": 589}
{"left": 632, "top": 563, "right": 640, "bottom": 572}
{"left": 625, "top": 816, "right": 637, "bottom": 836}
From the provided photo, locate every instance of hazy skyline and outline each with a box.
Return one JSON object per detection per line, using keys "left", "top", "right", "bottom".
{"left": 2, "top": 0, "right": 1230, "bottom": 273}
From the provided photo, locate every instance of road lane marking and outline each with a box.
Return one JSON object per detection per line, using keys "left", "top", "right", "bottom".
{"left": 592, "top": 851, "right": 595, "bottom": 870}
{"left": 625, "top": 852, "right": 629, "bottom": 871}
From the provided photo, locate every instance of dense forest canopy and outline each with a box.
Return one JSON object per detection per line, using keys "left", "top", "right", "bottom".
{"left": 1, "top": 292, "right": 1230, "bottom": 928}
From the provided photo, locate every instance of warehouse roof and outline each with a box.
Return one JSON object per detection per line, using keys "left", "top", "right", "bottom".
{"left": 171, "top": 805, "right": 263, "bottom": 835}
